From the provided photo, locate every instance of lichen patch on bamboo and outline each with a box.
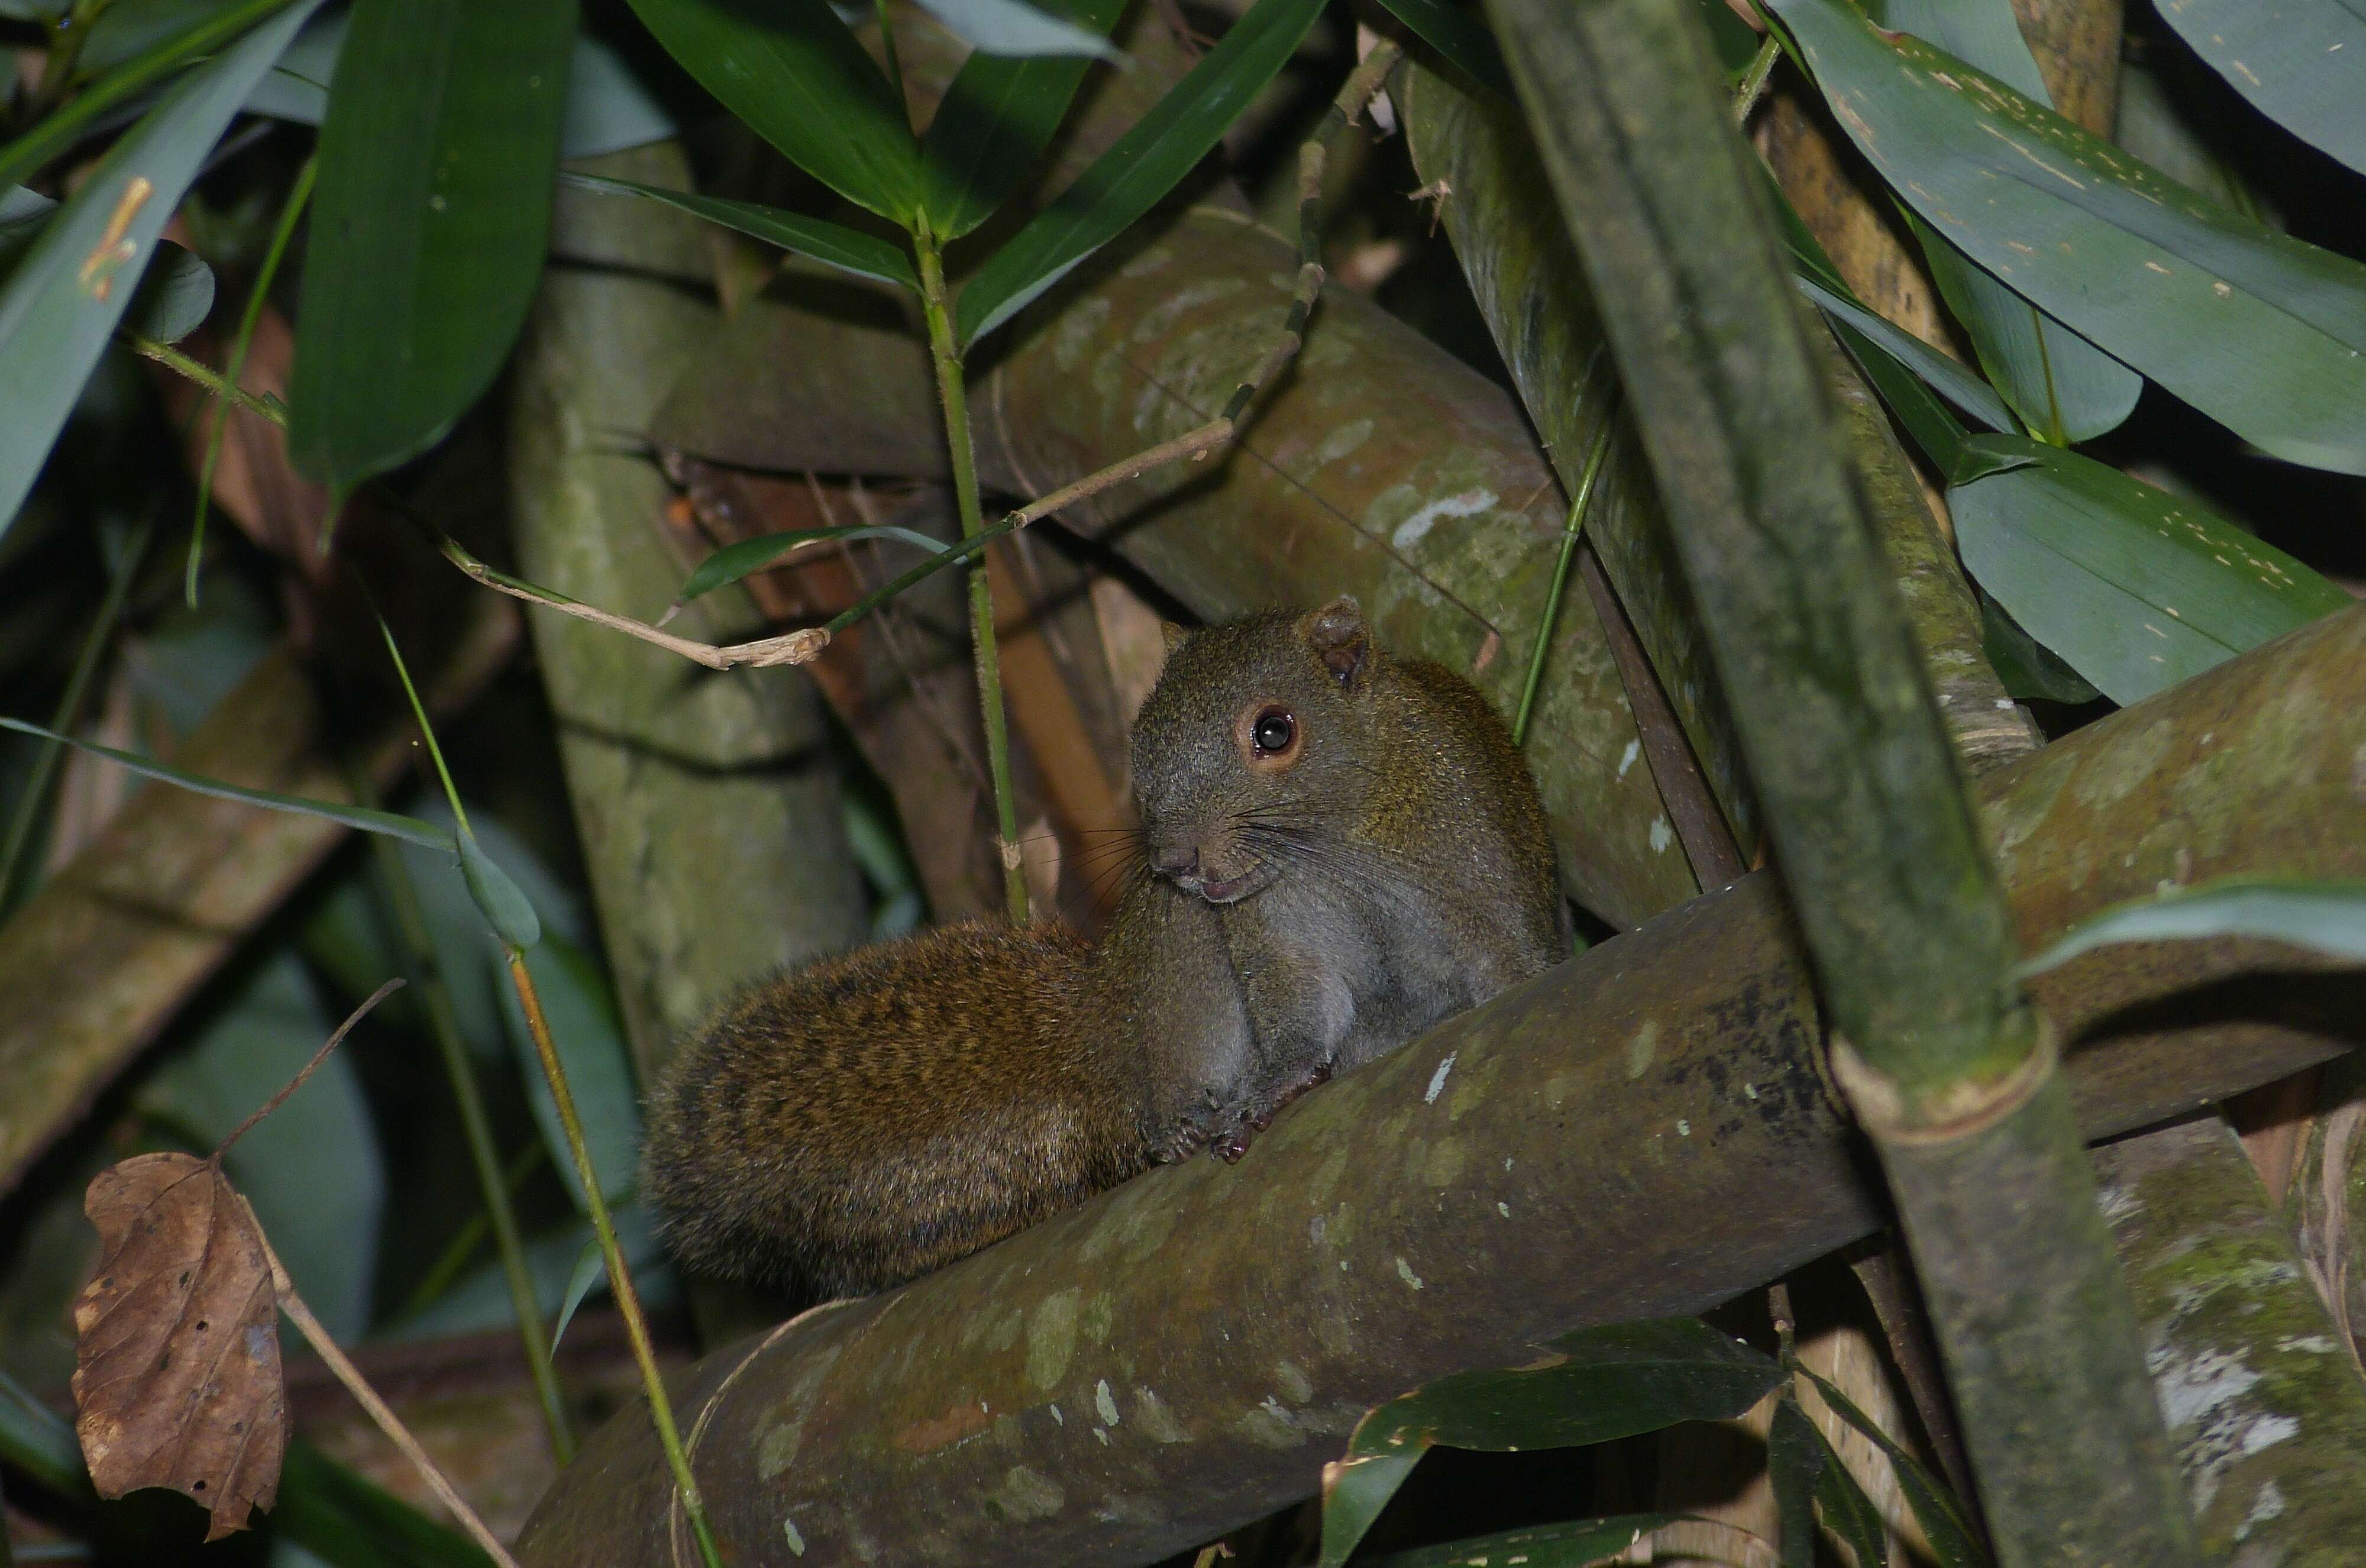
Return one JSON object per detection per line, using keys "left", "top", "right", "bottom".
{"left": 989, "top": 1465, "right": 1064, "bottom": 1522}
{"left": 1026, "top": 1290, "right": 1080, "bottom": 1390}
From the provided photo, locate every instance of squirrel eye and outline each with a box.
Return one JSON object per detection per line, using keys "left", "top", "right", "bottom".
{"left": 1252, "top": 710, "right": 1295, "bottom": 754}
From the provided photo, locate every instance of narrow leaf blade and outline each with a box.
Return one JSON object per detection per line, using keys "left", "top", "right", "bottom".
{"left": 1872, "top": 0, "right": 2139, "bottom": 443}
{"left": 550, "top": 1237, "right": 605, "bottom": 1349}
{"left": 1769, "top": 1399, "right": 1824, "bottom": 1568}
{"left": 676, "top": 524, "right": 948, "bottom": 606}
{"left": 917, "top": 0, "right": 1130, "bottom": 239}
{"left": 1347, "top": 1319, "right": 1784, "bottom": 1457}
{"left": 563, "top": 173, "right": 920, "bottom": 291}
{"left": 1809, "top": 1417, "right": 1889, "bottom": 1568}
{"left": 461, "top": 830, "right": 542, "bottom": 951}
{"left": 1949, "top": 436, "right": 2351, "bottom": 704}
{"left": 288, "top": 0, "right": 576, "bottom": 494}
{"left": 1795, "top": 1365, "right": 1987, "bottom": 1568}
{"left": 0, "top": 716, "right": 455, "bottom": 850}
{"left": 2021, "top": 878, "right": 2366, "bottom": 975}
{"left": 1315, "top": 1450, "right": 1423, "bottom": 1568}
{"left": 954, "top": 0, "right": 1326, "bottom": 347}
{"left": 1372, "top": 0, "right": 1517, "bottom": 100}
{"left": 2153, "top": 0, "right": 2366, "bottom": 179}
{"left": 624, "top": 0, "right": 925, "bottom": 222}
{"left": 0, "top": 0, "right": 324, "bottom": 538}
{"left": 1764, "top": 0, "right": 2366, "bottom": 474}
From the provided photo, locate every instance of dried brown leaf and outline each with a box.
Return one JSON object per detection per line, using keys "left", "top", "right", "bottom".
{"left": 72, "top": 1152, "right": 287, "bottom": 1540}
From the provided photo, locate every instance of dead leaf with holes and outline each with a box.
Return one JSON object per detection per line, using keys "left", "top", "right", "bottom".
{"left": 72, "top": 1152, "right": 287, "bottom": 1540}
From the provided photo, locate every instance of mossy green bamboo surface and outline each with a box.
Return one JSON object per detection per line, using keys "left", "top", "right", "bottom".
{"left": 505, "top": 141, "right": 865, "bottom": 1074}
{"left": 511, "top": 603, "right": 2366, "bottom": 1568}
{"left": 2095, "top": 1114, "right": 2366, "bottom": 1566}
{"left": 1480, "top": 0, "right": 2197, "bottom": 1560}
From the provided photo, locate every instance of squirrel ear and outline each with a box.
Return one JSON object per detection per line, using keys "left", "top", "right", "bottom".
{"left": 1301, "top": 596, "right": 1372, "bottom": 688}
{"left": 1160, "top": 620, "right": 1189, "bottom": 653}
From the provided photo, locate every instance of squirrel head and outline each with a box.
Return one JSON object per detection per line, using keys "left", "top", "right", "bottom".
{"left": 1130, "top": 597, "right": 1386, "bottom": 905}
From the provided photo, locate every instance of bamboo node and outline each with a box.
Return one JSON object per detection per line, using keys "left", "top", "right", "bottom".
{"left": 1828, "top": 1019, "right": 2056, "bottom": 1146}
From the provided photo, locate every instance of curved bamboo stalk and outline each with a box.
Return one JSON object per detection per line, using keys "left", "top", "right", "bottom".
{"left": 1481, "top": 0, "right": 2195, "bottom": 1561}
{"left": 511, "top": 600, "right": 2366, "bottom": 1568}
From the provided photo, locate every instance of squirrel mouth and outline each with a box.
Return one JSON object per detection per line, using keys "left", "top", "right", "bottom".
{"left": 1188, "top": 867, "right": 1270, "bottom": 904}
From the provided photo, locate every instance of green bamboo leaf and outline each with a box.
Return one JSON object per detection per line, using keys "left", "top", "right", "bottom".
{"left": 623, "top": 0, "right": 925, "bottom": 224}
{"left": 0, "top": 0, "right": 323, "bottom": 539}
{"left": 1793, "top": 1365, "right": 1987, "bottom": 1568}
{"left": 1909, "top": 209, "right": 2139, "bottom": 445}
{"left": 1980, "top": 594, "right": 2100, "bottom": 705}
{"left": 675, "top": 523, "right": 948, "bottom": 607}
{"left": 2019, "top": 878, "right": 2366, "bottom": 976}
{"left": 953, "top": 0, "right": 1326, "bottom": 347}
{"left": 562, "top": 173, "right": 920, "bottom": 292}
{"left": 1763, "top": 0, "right": 2366, "bottom": 474}
{"left": 917, "top": 0, "right": 1130, "bottom": 240}
{"left": 1315, "top": 1451, "right": 1422, "bottom": 1568}
{"left": 2152, "top": 0, "right": 2366, "bottom": 180}
{"left": 0, "top": 0, "right": 300, "bottom": 193}
{"left": 1871, "top": 0, "right": 2140, "bottom": 444}
{"left": 1769, "top": 1398, "right": 1824, "bottom": 1568}
{"left": 1362, "top": 1514, "right": 1689, "bottom": 1568}
{"left": 1794, "top": 275, "right": 2008, "bottom": 439}
{"left": 461, "top": 832, "right": 542, "bottom": 952}
{"left": 550, "top": 1236, "right": 605, "bottom": 1349}
{"left": 0, "top": 716, "right": 454, "bottom": 849}
{"left": 1348, "top": 1318, "right": 1783, "bottom": 1458}
{"left": 1949, "top": 435, "right": 2351, "bottom": 704}
{"left": 369, "top": 607, "right": 545, "bottom": 953}
{"left": 1827, "top": 312, "right": 1972, "bottom": 476}
{"left": 910, "top": 0, "right": 1120, "bottom": 59}
{"left": 289, "top": 0, "right": 576, "bottom": 497}
{"left": 1372, "top": 0, "right": 1517, "bottom": 100}
{"left": 246, "top": 15, "right": 678, "bottom": 160}
{"left": 1864, "top": 0, "right": 2148, "bottom": 447}
{"left": 2, "top": 187, "right": 216, "bottom": 344}
{"left": 1809, "top": 1417, "right": 1889, "bottom": 1568}
{"left": 1766, "top": 177, "right": 2012, "bottom": 445}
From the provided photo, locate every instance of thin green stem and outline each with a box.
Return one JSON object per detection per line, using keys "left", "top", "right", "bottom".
{"left": 913, "top": 227, "right": 1029, "bottom": 922}
{"left": 372, "top": 613, "right": 471, "bottom": 840}
{"left": 190, "top": 154, "right": 315, "bottom": 606}
{"left": 506, "top": 954, "right": 722, "bottom": 1568}
{"left": 23, "top": 0, "right": 115, "bottom": 128}
{"left": 0, "top": 510, "right": 153, "bottom": 909}
{"left": 124, "top": 335, "right": 287, "bottom": 427}
{"left": 1731, "top": 30, "right": 1780, "bottom": 123}
{"left": 397, "top": 1140, "right": 546, "bottom": 1321}
{"left": 362, "top": 803, "right": 573, "bottom": 1462}
{"left": 0, "top": 0, "right": 297, "bottom": 191}
{"left": 1512, "top": 392, "right": 1620, "bottom": 748}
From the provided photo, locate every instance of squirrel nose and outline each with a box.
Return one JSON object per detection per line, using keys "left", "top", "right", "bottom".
{"left": 1154, "top": 845, "right": 1201, "bottom": 881}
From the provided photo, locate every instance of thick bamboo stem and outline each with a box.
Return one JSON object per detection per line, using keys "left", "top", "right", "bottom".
{"left": 512, "top": 602, "right": 2366, "bottom": 1568}
{"left": 1479, "top": 0, "right": 2196, "bottom": 1561}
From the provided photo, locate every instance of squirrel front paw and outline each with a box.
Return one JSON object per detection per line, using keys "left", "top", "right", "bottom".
{"left": 1205, "top": 1058, "right": 1336, "bottom": 1163}
{"left": 1151, "top": 1116, "right": 1216, "bottom": 1165}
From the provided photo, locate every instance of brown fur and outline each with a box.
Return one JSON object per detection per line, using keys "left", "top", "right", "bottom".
{"left": 642, "top": 597, "right": 1567, "bottom": 1300}
{"left": 642, "top": 923, "right": 1160, "bottom": 1298}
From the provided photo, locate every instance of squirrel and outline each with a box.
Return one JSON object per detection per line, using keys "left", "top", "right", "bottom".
{"left": 641, "top": 597, "right": 1570, "bottom": 1301}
